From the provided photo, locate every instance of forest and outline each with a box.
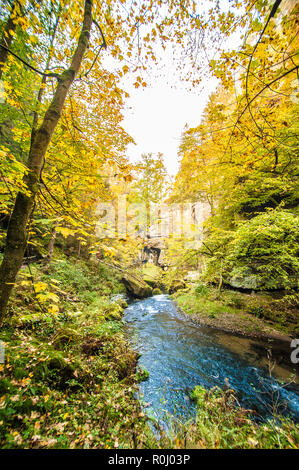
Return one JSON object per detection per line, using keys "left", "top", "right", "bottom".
{"left": 0, "top": 0, "right": 298, "bottom": 451}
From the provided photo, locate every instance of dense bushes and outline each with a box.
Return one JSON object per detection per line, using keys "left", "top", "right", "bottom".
{"left": 0, "top": 257, "right": 147, "bottom": 448}
{"left": 204, "top": 209, "right": 298, "bottom": 290}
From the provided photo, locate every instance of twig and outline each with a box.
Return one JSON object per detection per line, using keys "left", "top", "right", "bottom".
{"left": 0, "top": 44, "right": 60, "bottom": 79}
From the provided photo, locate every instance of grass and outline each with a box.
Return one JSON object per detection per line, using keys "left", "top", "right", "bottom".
{"left": 0, "top": 259, "right": 298, "bottom": 449}
{"left": 152, "top": 386, "right": 299, "bottom": 449}
{"left": 0, "top": 255, "right": 149, "bottom": 449}
{"left": 173, "top": 289, "right": 240, "bottom": 319}
{"left": 172, "top": 283, "right": 298, "bottom": 338}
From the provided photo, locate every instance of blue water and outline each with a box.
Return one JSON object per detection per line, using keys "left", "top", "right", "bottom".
{"left": 124, "top": 294, "right": 299, "bottom": 427}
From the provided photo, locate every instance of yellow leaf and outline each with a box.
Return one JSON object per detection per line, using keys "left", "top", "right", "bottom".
{"left": 56, "top": 227, "right": 76, "bottom": 238}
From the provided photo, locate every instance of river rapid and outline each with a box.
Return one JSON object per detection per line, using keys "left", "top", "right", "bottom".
{"left": 124, "top": 294, "right": 299, "bottom": 427}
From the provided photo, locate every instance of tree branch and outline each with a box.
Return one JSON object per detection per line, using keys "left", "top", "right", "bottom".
{"left": 84, "top": 19, "right": 107, "bottom": 77}
{"left": 245, "top": 0, "right": 282, "bottom": 131}
{"left": 0, "top": 44, "right": 60, "bottom": 79}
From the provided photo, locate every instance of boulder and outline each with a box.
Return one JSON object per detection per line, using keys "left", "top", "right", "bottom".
{"left": 153, "top": 287, "right": 162, "bottom": 295}
{"left": 168, "top": 279, "right": 186, "bottom": 294}
{"left": 141, "top": 264, "right": 163, "bottom": 288}
{"left": 122, "top": 274, "right": 153, "bottom": 298}
{"left": 228, "top": 269, "right": 260, "bottom": 290}
{"left": 227, "top": 267, "right": 298, "bottom": 291}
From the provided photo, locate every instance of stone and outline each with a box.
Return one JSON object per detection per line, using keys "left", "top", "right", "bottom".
{"left": 184, "top": 271, "right": 200, "bottom": 282}
{"left": 153, "top": 287, "right": 162, "bottom": 295}
{"left": 227, "top": 267, "right": 298, "bottom": 291}
{"left": 168, "top": 279, "right": 186, "bottom": 294}
{"left": 122, "top": 274, "right": 153, "bottom": 298}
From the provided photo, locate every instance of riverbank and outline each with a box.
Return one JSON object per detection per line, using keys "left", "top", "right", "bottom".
{"left": 124, "top": 294, "right": 299, "bottom": 449}
{"left": 0, "top": 256, "right": 151, "bottom": 448}
{"left": 153, "top": 385, "right": 299, "bottom": 449}
{"left": 172, "top": 284, "right": 298, "bottom": 342}
{"left": 1, "top": 258, "right": 298, "bottom": 449}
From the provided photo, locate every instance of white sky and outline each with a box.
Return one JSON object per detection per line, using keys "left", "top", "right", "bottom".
{"left": 117, "top": 0, "right": 243, "bottom": 177}
{"left": 122, "top": 77, "right": 218, "bottom": 176}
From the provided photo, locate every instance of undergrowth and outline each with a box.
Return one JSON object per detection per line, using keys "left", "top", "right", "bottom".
{"left": 151, "top": 386, "right": 299, "bottom": 449}
{"left": 0, "top": 257, "right": 298, "bottom": 449}
{"left": 0, "top": 256, "right": 148, "bottom": 449}
{"left": 172, "top": 283, "right": 298, "bottom": 337}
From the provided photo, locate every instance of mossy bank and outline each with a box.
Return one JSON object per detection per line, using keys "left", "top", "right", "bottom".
{"left": 0, "top": 256, "right": 298, "bottom": 449}
{"left": 0, "top": 255, "right": 152, "bottom": 448}
{"left": 172, "top": 283, "right": 298, "bottom": 342}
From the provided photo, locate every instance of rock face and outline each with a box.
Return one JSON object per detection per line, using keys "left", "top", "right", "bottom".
{"left": 122, "top": 274, "right": 153, "bottom": 299}
{"left": 227, "top": 267, "right": 298, "bottom": 291}
{"left": 141, "top": 237, "right": 167, "bottom": 266}
{"left": 184, "top": 271, "right": 200, "bottom": 282}
{"left": 228, "top": 270, "right": 261, "bottom": 290}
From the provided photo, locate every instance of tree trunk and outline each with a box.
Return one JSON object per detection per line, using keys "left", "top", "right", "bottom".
{"left": 44, "top": 224, "right": 57, "bottom": 267}
{"left": 0, "top": 0, "right": 93, "bottom": 325}
{"left": 31, "top": 2, "right": 61, "bottom": 140}
{"left": 218, "top": 260, "right": 223, "bottom": 294}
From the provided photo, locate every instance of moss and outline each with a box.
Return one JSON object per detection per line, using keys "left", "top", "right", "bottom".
{"left": 168, "top": 279, "right": 186, "bottom": 294}
{"left": 141, "top": 264, "right": 164, "bottom": 289}
{"left": 115, "top": 298, "right": 128, "bottom": 309}
{"left": 136, "top": 367, "right": 150, "bottom": 382}
{"left": 109, "top": 304, "right": 124, "bottom": 320}
{"left": 153, "top": 288, "right": 162, "bottom": 295}
{"left": 2, "top": 255, "right": 297, "bottom": 449}
{"left": 122, "top": 273, "right": 153, "bottom": 298}
{"left": 0, "top": 257, "right": 147, "bottom": 449}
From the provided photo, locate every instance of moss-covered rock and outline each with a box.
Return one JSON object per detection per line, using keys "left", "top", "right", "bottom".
{"left": 115, "top": 297, "right": 128, "bottom": 309}
{"left": 105, "top": 303, "right": 123, "bottom": 321}
{"left": 153, "top": 288, "right": 162, "bottom": 295}
{"left": 168, "top": 279, "right": 186, "bottom": 294}
{"left": 33, "top": 352, "right": 78, "bottom": 390}
{"left": 136, "top": 366, "right": 150, "bottom": 382}
{"left": 141, "top": 264, "right": 163, "bottom": 289}
{"left": 228, "top": 266, "right": 298, "bottom": 291}
{"left": 122, "top": 274, "right": 153, "bottom": 298}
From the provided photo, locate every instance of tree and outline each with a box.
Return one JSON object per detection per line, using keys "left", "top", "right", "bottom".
{"left": 130, "top": 152, "right": 168, "bottom": 237}
{"left": 1, "top": 0, "right": 297, "bottom": 322}
{"left": 1, "top": 0, "right": 209, "bottom": 323}
{"left": 0, "top": 0, "right": 94, "bottom": 324}
{"left": 169, "top": 0, "right": 298, "bottom": 290}
{"left": 0, "top": 0, "right": 20, "bottom": 79}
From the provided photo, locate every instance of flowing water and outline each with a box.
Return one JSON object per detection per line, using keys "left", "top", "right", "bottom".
{"left": 124, "top": 294, "right": 299, "bottom": 427}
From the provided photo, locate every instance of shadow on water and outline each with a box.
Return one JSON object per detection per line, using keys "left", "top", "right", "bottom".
{"left": 124, "top": 294, "right": 299, "bottom": 428}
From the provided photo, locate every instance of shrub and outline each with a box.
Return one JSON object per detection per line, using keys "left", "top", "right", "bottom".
{"left": 205, "top": 209, "right": 298, "bottom": 290}
{"left": 194, "top": 283, "right": 209, "bottom": 296}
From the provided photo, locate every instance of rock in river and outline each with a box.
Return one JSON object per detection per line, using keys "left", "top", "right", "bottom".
{"left": 122, "top": 273, "right": 153, "bottom": 298}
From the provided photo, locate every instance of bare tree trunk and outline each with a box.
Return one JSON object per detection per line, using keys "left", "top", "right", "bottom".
{"left": 44, "top": 224, "right": 57, "bottom": 267}
{"left": 0, "top": 0, "right": 93, "bottom": 325}
{"left": 218, "top": 259, "right": 223, "bottom": 294}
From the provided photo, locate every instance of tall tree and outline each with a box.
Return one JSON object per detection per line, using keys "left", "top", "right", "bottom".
{"left": 0, "top": 0, "right": 94, "bottom": 324}
{"left": 131, "top": 152, "right": 168, "bottom": 236}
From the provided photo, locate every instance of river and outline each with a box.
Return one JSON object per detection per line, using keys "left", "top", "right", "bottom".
{"left": 124, "top": 294, "right": 299, "bottom": 427}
